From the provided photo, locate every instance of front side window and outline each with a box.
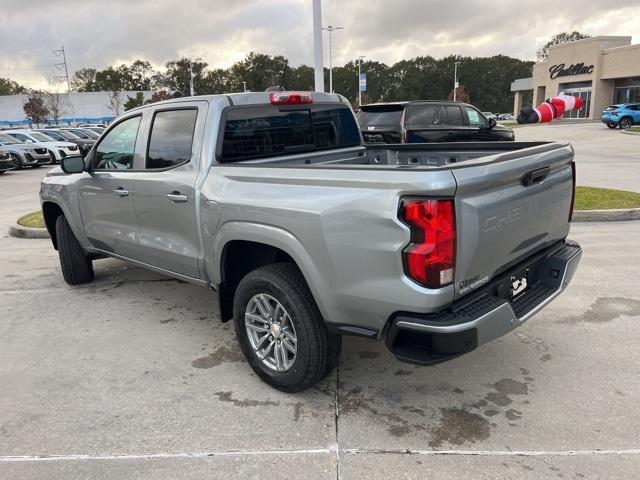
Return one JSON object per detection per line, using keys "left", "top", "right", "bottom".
{"left": 146, "top": 109, "right": 197, "bottom": 169}
{"left": 464, "top": 107, "right": 487, "bottom": 127}
{"left": 94, "top": 116, "right": 141, "bottom": 170}
{"left": 221, "top": 105, "right": 361, "bottom": 162}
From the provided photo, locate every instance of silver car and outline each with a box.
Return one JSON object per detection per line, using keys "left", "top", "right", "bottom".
{"left": 0, "top": 133, "right": 51, "bottom": 169}
{"left": 5, "top": 130, "right": 80, "bottom": 164}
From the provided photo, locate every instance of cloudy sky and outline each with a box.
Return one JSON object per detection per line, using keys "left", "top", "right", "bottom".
{"left": 1, "top": 0, "right": 639, "bottom": 90}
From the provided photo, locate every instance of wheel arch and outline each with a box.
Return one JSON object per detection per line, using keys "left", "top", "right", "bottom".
{"left": 42, "top": 201, "right": 64, "bottom": 249}
{"left": 212, "top": 223, "right": 331, "bottom": 324}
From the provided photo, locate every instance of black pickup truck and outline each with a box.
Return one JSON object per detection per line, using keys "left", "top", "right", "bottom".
{"left": 357, "top": 100, "right": 515, "bottom": 143}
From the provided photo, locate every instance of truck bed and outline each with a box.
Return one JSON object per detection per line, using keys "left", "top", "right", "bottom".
{"left": 229, "top": 141, "right": 564, "bottom": 168}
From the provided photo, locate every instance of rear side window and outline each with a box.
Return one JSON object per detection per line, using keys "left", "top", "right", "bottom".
{"left": 147, "top": 109, "right": 197, "bottom": 169}
{"left": 221, "top": 105, "right": 360, "bottom": 162}
{"left": 405, "top": 105, "right": 436, "bottom": 125}
{"left": 357, "top": 106, "right": 404, "bottom": 126}
{"left": 442, "top": 106, "right": 464, "bottom": 126}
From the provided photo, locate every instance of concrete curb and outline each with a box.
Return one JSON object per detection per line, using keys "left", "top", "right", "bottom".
{"left": 620, "top": 129, "right": 640, "bottom": 136}
{"left": 8, "top": 224, "right": 50, "bottom": 239}
{"left": 573, "top": 208, "right": 640, "bottom": 222}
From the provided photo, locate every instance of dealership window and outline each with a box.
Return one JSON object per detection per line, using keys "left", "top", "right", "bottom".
{"left": 613, "top": 77, "right": 640, "bottom": 104}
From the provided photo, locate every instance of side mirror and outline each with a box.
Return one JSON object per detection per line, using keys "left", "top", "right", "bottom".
{"left": 60, "top": 155, "right": 85, "bottom": 174}
{"left": 487, "top": 118, "right": 497, "bottom": 129}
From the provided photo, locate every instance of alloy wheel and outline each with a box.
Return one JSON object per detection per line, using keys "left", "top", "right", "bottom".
{"left": 244, "top": 293, "right": 297, "bottom": 372}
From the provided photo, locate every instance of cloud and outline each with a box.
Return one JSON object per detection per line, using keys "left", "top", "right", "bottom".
{"left": 1, "top": 0, "right": 638, "bottom": 90}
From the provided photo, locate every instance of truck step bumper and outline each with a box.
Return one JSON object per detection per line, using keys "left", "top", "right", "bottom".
{"left": 385, "top": 240, "right": 582, "bottom": 366}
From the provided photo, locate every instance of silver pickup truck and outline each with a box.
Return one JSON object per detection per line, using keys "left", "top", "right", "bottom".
{"left": 40, "top": 91, "right": 582, "bottom": 392}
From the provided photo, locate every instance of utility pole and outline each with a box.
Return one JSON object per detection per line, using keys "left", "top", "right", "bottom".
{"left": 357, "top": 55, "right": 366, "bottom": 107}
{"left": 52, "top": 46, "right": 71, "bottom": 93}
{"left": 242, "top": 81, "right": 247, "bottom": 93}
{"left": 312, "top": 0, "right": 324, "bottom": 92}
{"left": 322, "top": 25, "right": 342, "bottom": 93}
{"left": 189, "top": 60, "right": 195, "bottom": 96}
{"left": 453, "top": 60, "right": 461, "bottom": 102}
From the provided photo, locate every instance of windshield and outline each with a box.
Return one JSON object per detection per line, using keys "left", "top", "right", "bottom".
{"left": 357, "top": 106, "right": 404, "bottom": 127}
{"left": 0, "top": 133, "right": 21, "bottom": 144}
{"left": 29, "top": 132, "right": 53, "bottom": 142}
{"left": 66, "top": 129, "right": 90, "bottom": 139}
{"left": 79, "top": 129, "right": 100, "bottom": 139}
{"left": 53, "top": 130, "right": 81, "bottom": 140}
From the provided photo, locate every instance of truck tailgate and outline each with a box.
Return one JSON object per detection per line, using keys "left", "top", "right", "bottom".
{"left": 452, "top": 142, "right": 574, "bottom": 299}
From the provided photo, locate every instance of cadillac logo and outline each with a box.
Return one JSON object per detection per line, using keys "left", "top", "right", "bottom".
{"left": 549, "top": 63, "right": 594, "bottom": 79}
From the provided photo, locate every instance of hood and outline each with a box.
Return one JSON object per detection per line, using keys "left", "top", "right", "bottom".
{"left": 45, "top": 166, "right": 65, "bottom": 176}
{"left": 0, "top": 143, "right": 38, "bottom": 152}
{"left": 493, "top": 123, "right": 513, "bottom": 132}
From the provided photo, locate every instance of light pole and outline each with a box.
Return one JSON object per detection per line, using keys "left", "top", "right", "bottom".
{"left": 312, "top": 0, "right": 324, "bottom": 92}
{"left": 242, "top": 81, "right": 247, "bottom": 93}
{"left": 322, "top": 25, "right": 343, "bottom": 93}
{"left": 357, "top": 55, "right": 366, "bottom": 107}
{"left": 453, "top": 60, "right": 461, "bottom": 101}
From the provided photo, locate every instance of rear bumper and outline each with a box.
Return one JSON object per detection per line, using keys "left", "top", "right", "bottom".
{"left": 385, "top": 240, "right": 582, "bottom": 365}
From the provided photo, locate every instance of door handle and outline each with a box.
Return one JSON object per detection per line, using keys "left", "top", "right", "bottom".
{"left": 166, "top": 192, "right": 188, "bottom": 203}
{"left": 113, "top": 188, "right": 129, "bottom": 197}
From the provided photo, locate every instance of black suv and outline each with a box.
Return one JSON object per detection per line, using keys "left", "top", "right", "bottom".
{"left": 357, "top": 101, "right": 515, "bottom": 143}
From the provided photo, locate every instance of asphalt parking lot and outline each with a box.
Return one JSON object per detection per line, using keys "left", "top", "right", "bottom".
{"left": 514, "top": 121, "right": 640, "bottom": 192}
{"left": 1, "top": 123, "right": 640, "bottom": 479}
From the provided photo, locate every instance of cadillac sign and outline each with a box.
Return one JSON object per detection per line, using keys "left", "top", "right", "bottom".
{"left": 549, "top": 63, "right": 594, "bottom": 79}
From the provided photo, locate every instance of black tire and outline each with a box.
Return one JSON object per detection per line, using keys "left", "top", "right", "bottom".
{"left": 10, "top": 153, "right": 22, "bottom": 170}
{"left": 606, "top": 122, "right": 617, "bottom": 129}
{"left": 55, "top": 215, "right": 94, "bottom": 285}
{"left": 233, "top": 262, "right": 341, "bottom": 392}
{"left": 619, "top": 117, "right": 633, "bottom": 129}
{"left": 33, "top": 164, "right": 41, "bottom": 168}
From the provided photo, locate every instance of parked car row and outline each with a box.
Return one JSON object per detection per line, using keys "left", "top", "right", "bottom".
{"left": 0, "top": 125, "right": 104, "bottom": 171}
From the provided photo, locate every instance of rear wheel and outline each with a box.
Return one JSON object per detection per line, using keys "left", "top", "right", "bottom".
{"left": 619, "top": 117, "right": 633, "bottom": 129}
{"left": 10, "top": 153, "right": 22, "bottom": 170}
{"left": 55, "top": 215, "right": 94, "bottom": 285}
{"left": 233, "top": 263, "right": 340, "bottom": 392}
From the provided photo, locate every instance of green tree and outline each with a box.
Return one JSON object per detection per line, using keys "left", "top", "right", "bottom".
{"left": 164, "top": 58, "right": 209, "bottom": 95}
{"left": 537, "top": 31, "right": 591, "bottom": 61}
{"left": 0, "top": 77, "right": 27, "bottom": 95}
{"left": 124, "top": 92, "right": 145, "bottom": 111}
{"left": 23, "top": 95, "right": 49, "bottom": 126}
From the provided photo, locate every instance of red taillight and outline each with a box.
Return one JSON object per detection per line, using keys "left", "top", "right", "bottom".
{"left": 400, "top": 198, "right": 456, "bottom": 288}
{"left": 269, "top": 91, "right": 313, "bottom": 105}
{"left": 569, "top": 161, "right": 576, "bottom": 222}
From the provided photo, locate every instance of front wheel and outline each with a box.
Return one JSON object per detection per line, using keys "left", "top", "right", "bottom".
{"left": 606, "top": 122, "right": 617, "bottom": 129}
{"left": 619, "top": 117, "right": 633, "bottom": 129}
{"left": 233, "top": 263, "right": 340, "bottom": 392}
{"left": 10, "top": 153, "right": 22, "bottom": 170}
{"left": 55, "top": 215, "right": 94, "bottom": 285}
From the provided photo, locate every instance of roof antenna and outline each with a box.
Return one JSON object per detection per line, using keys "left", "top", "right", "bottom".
{"left": 265, "top": 59, "right": 288, "bottom": 92}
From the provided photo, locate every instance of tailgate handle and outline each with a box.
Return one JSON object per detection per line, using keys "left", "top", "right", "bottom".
{"left": 522, "top": 166, "right": 551, "bottom": 187}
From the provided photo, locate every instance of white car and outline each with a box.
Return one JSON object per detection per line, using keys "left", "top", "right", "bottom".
{"left": 5, "top": 130, "right": 80, "bottom": 164}
{"left": 482, "top": 111, "right": 497, "bottom": 120}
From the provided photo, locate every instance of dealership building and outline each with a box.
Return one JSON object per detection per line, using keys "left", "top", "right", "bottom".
{"left": 512, "top": 36, "right": 640, "bottom": 119}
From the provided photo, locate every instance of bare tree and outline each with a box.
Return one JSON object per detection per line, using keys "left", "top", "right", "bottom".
{"left": 44, "top": 78, "right": 71, "bottom": 125}
{"left": 107, "top": 90, "right": 124, "bottom": 117}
